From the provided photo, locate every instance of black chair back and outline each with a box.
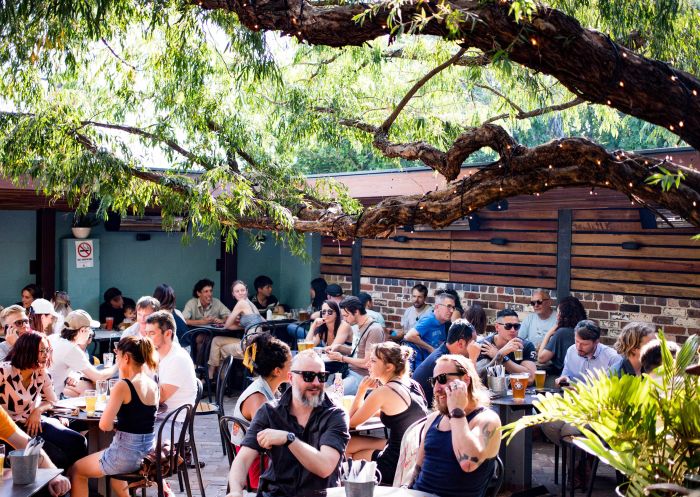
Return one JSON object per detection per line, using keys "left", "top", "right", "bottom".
{"left": 217, "top": 355, "right": 236, "bottom": 412}
{"left": 219, "top": 415, "right": 250, "bottom": 465}
{"left": 155, "top": 404, "right": 193, "bottom": 497}
{"left": 484, "top": 455, "right": 505, "bottom": 497}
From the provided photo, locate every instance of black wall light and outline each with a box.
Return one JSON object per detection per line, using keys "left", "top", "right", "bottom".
{"left": 622, "top": 241, "right": 642, "bottom": 250}
{"left": 490, "top": 237, "right": 508, "bottom": 246}
{"left": 392, "top": 235, "right": 410, "bottom": 243}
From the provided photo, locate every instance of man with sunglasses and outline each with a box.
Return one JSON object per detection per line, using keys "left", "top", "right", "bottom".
{"left": 476, "top": 309, "right": 536, "bottom": 383}
{"left": 413, "top": 319, "right": 481, "bottom": 406}
{"left": 518, "top": 289, "right": 557, "bottom": 348}
{"left": 411, "top": 354, "right": 501, "bottom": 497}
{"left": 404, "top": 292, "right": 455, "bottom": 370}
{"left": 227, "top": 350, "right": 349, "bottom": 497}
{"left": 0, "top": 305, "right": 32, "bottom": 361}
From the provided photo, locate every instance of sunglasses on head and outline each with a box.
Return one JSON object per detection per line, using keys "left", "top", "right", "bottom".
{"left": 320, "top": 309, "right": 335, "bottom": 316}
{"left": 498, "top": 322, "right": 521, "bottom": 331}
{"left": 292, "top": 370, "right": 330, "bottom": 383}
{"left": 427, "top": 372, "right": 464, "bottom": 387}
{"left": 530, "top": 299, "right": 549, "bottom": 306}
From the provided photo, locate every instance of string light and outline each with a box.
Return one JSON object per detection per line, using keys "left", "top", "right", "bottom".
{"left": 694, "top": 201, "right": 697, "bottom": 207}
{"left": 671, "top": 75, "right": 677, "bottom": 82}
{"left": 679, "top": 121, "right": 684, "bottom": 127}
{"left": 530, "top": 38, "right": 538, "bottom": 46}
{"left": 693, "top": 90, "right": 698, "bottom": 96}
{"left": 628, "top": 182, "right": 633, "bottom": 187}
{"left": 670, "top": 125, "right": 675, "bottom": 131}
{"left": 548, "top": 164, "right": 553, "bottom": 169}
{"left": 606, "top": 100, "right": 612, "bottom": 105}
{"left": 619, "top": 81, "right": 624, "bottom": 87}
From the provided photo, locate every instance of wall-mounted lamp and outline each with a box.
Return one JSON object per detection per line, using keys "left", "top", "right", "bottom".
{"left": 487, "top": 200, "right": 509, "bottom": 211}
{"left": 621, "top": 241, "right": 642, "bottom": 250}
{"left": 467, "top": 213, "right": 481, "bottom": 231}
{"left": 392, "top": 235, "right": 410, "bottom": 243}
{"left": 490, "top": 237, "right": 508, "bottom": 246}
{"left": 403, "top": 224, "right": 415, "bottom": 233}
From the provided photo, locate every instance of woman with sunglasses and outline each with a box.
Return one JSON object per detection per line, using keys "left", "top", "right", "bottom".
{"left": 231, "top": 333, "right": 292, "bottom": 489}
{"left": 0, "top": 331, "right": 87, "bottom": 469}
{"left": 306, "top": 300, "right": 352, "bottom": 350}
{"left": 411, "top": 354, "right": 501, "bottom": 497}
{"left": 346, "top": 342, "right": 428, "bottom": 484}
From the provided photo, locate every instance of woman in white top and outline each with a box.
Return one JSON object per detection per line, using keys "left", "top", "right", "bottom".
{"left": 48, "top": 310, "right": 118, "bottom": 397}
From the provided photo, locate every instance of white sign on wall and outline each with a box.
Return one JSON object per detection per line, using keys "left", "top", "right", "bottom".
{"left": 75, "top": 240, "right": 94, "bottom": 268}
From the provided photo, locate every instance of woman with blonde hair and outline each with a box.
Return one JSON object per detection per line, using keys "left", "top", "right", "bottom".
{"left": 613, "top": 322, "right": 655, "bottom": 376}
{"left": 346, "top": 342, "right": 427, "bottom": 484}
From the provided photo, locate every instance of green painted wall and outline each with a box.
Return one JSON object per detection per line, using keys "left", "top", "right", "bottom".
{"left": 236, "top": 231, "right": 321, "bottom": 309}
{"left": 0, "top": 211, "right": 36, "bottom": 307}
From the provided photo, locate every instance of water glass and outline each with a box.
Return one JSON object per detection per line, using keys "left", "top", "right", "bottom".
{"left": 109, "top": 378, "right": 119, "bottom": 395}
{"left": 96, "top": 380, "right": 108, "bottom": 403}
{"left": 103, "top": 352, "right": 114, "bottom": 367}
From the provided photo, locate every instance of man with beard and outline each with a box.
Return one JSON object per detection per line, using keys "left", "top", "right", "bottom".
{"left": 226, "top": 350, "right": 349, "bottom": 497}
{"left": 394, "top": 283, "right": 431, "bottom": 341}
{"left": 410, "top": 355, "right": 501, "bottom": 497}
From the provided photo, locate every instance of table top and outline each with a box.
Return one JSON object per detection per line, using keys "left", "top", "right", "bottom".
{"left": 351, "top": 416, "right": 385, "bottom": 433}
{"left": 299, "top": 486, "right": 437, "bottom": 497}
{"left": 93, "top": 330, "right": 122, "bottom": 341}
{"left": 0, "top": 468, "right": 63, "bottom": 497}
{"left": 490, "top": 393, "right": 537, "bottom": 407}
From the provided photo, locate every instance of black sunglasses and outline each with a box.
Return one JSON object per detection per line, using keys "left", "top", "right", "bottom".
{"left": 12, "top": 319, "right": 30, "bottom": 327}
{"left": 498, "top": 322, "right": 521, "bottom": 331}
{"left": 530, "top": 299, "right": 549, "bottom": 306}
{"left": 292, "top": 370, "right": 330, "bottom": 383}
{"left": 320, "top": 309, "right": 335, "bottom": 316}
{"left": 427, "top": 372, "right": 464, "bottom": 387}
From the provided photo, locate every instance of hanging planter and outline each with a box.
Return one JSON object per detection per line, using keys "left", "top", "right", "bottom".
{"left": 71, "top": 227, "right": 92, "bottom": 239}
{"left": 72, "top": 213, "right": 99, "bottom": 238}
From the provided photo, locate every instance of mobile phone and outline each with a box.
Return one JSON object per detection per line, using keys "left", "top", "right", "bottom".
{"left": 559, "top": 379, "right": 570, "bottom": 387}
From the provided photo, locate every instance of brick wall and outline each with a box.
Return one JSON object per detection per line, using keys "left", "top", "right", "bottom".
{"left": 323, "top": 274, "right": 700, "bottom": 343}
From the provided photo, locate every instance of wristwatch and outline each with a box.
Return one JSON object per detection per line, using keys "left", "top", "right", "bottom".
{"left": 285, "top": 432, "right": 296, "bottom": 446}
{"left": 449, "top": 408, "right": 466, "bottom": 419}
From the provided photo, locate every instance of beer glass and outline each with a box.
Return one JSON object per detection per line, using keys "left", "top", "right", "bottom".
{"left": 510, "top": 374, "right": 528, "bottom": 401}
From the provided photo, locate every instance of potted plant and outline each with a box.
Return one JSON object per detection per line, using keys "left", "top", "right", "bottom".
{"left": 503, "top": 332, "right": 700, "bottom": 497}
{"left": 72, "top": 213, "right": 99, "bottom": 239}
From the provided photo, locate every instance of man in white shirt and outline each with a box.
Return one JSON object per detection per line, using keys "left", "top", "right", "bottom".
{"left": 145, "top": 311, "right": 197, "bottom": 420}
{"left": 518, "top": 289, "right": 558, "bottom": 348}
{"left": 47, "top": 310, "right": 118, "bottom": 397}
{"left": 122, "top": 296, "right": 161, "bottom": 338}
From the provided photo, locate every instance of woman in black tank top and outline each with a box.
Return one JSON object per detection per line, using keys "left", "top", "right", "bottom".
{"left": 69, "top": 335, "right": 159, "bottom": 497}
{"left": 346, "top": 342, "right": 428, "bottom": 485}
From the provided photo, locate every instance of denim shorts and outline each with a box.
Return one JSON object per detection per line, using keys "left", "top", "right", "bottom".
{"left": 99, "top": 431, "right": 155, "bottom": 475}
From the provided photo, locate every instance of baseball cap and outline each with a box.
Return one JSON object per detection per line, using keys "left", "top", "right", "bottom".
{"left": 326, "top": 284, "right": 344, "bottom": 297}
{"left": 30, "top": 298, "right": 59, "bottom": 317}
{"left": 65, "top": 310, "right": 100, "bottom": 329}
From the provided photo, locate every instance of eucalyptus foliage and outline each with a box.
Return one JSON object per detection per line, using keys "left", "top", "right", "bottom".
{"left": 502, "top": 333, "right": 700, "bottom": 497}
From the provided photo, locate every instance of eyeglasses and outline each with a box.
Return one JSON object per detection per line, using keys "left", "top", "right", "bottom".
{"left": 12, "top": 319, "right": 30, "bottom": 327}
{"left": 530, "top": 299, "right": 549, "bottom": 306}
{"left": 427, "top": 372, "right": 463, "bottom": 387}
{"left": 437, "top": 304, "right": 456, "bottom": 311}
{"left": 39, "top": 347, "right": 52, "bottom": 355}
{"left": 320, "top": 309, "right": 335, "bottom": 316}
{"left": 291, "top": 370, "right": 330, "bottom": 383}
{"left": 497, "top": 322, "right": 521, "bottom": 331}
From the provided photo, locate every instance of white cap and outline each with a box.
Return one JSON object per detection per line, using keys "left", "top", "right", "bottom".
{"left": 64, "top": 310, "right": 100, "bottom": 329}
{"left": 30, "top": 298, "right": 59, "bottom": 318}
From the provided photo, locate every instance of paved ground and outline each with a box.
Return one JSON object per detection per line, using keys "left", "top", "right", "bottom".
{"left": 166, "top": 393, "right": 620, "bottom": 497}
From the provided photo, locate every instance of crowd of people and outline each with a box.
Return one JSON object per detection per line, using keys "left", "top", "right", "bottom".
{"left": 0, "top": 278, "right": 686, "bottom": 497}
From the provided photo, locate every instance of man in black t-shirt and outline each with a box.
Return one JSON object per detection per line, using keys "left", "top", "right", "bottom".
{"left": 250, "top": 275, "right": 279, "bottom": 312}
{"left": 226, "top": 351, "right": 349, "bottom": 497}
{"left": 476, "top": 309, "right": 536, "bottom": 384}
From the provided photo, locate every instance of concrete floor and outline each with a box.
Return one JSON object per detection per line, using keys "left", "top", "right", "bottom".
{"left": 166, "top": 393, "right": 621, "bottom": 497}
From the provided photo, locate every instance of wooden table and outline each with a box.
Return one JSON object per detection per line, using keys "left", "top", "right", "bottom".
{"left": 0, "top": 468, "right": 62, "bottom": 497}
{"left": 298, "top": 486, "right": 437, "bottom": 497}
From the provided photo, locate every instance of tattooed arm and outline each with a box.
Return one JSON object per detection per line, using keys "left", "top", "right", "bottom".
{"left": 450, "top": 411, "right": 501, "bottom": 472}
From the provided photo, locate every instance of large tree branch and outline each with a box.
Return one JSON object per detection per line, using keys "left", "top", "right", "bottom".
{"left": 197, "top": 0, "right": 700, "bottom": 150}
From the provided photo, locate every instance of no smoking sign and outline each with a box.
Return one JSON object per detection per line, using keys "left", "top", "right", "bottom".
{"left": 75, "top": 240, "right": 94, "bottom": 268}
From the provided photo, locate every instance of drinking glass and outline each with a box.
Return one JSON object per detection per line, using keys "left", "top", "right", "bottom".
{"left": 105, "top": 317, "right": 114, "bottom": 330}
{"left": 535, "top": 370, "right": 546, "bottom": 389}
{"left": 84, "top": 390, "right": 97, "bottom": 416}
{"left": 96, "top": 380, "right": 108, "bottom": 403}
{"left": 513, "top": 348, "right": 523, "bottom": 361}
{"left": 109, "top": 378, "right": 119, "bottom": 395}
{"left": 103, "top": 352, "right": 114, "bottom": 368}
{"left": 509, "top": 374, "right": 528, "bottom": 401}
{"left": 297, "top": 339, "right": 313, "bottom": 351}
{"left": 0, "top": 445, "right": 5, "bottom": 469}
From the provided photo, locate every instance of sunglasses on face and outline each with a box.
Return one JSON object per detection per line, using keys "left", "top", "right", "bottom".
{"left": 292, "top": 370, "right": 330, "bottom": 383}
{"left": 498, "top": 322, "right": 521, "bottom": 331}
{"left": 427, "top": 372, "right": 464, "bottom": 387}
{"left": 530, "top": 299, "right": 549, "bottom": 306}
{"left": 320, "top": 309, "right": 335, "bottom": 316}
{"left": 12, "top": 319, "right": 30, "bottom": 327}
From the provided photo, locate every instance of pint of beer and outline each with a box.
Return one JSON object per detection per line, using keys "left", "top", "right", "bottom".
{"left": 510, "top": 374, "right": 529, "bottom": 401}
{"left": 535, "top": 370, "right": 546, "bottom": 389}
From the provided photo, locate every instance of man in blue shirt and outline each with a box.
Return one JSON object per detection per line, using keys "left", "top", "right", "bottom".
{"left": 557, "top": 319, "right": 620, "bottom": 385}
{"left": 413, "top": 319, "right": 481, "bottom": 406}
{"left": 405, "top": 292, "right": 455, "bottom": 369}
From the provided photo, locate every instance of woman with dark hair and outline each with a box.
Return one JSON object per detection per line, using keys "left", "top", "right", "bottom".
{"left": 152, "top": 283, "right": 189, "bottom": 344}
{"left": 464, "top": 304, "right": 487, "bottom": 335}
{"left": 232, "top": 333, "right": 291, "bottom": 488}
{"left": 306, "top": 300, "right": 353, "bottom": 349}
{"left": 69, "top": 335, "right": 159, "bottom": 497}
{"left": 20, "top": 283, "right": 43, "bottom": 310}
{"left": 347, "top": 342, "right": 427, "bottom": 484}
{"left": 310, "top": 277, "right": 328, "bottom": 312}
{"left": 0, "top": 332, "right": 87, "bottom": 469}
{"left": 537, "top": 296, "right": 587, "bottom": 376}
{"left": 28, "top": 298, "right": 59, "bottom": 335}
